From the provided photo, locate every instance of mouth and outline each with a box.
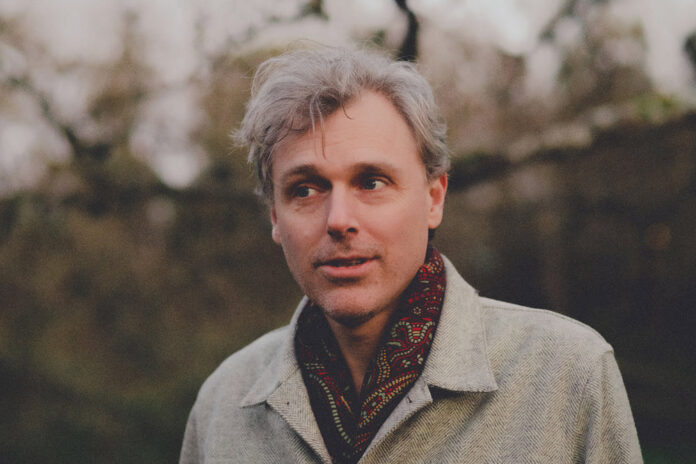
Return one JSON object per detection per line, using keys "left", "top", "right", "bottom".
{"left": 314, "top": 255, "right": 377, "bottom": 279}
{"left": 322, "top": 257, "right": 371, "bottom": 267}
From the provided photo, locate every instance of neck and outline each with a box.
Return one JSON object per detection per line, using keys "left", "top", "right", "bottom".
{"left": 326, "top": 308, "right": 394, "bottom": 395}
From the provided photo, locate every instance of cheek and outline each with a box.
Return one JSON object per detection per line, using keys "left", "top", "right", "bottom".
{"left": 277, "top": 218, "right": 315, "bottom": 256}
{"left": 367, "top": 204, "right": 429, "bottom": 245}
{"left": 385, "top": 197, "right": 430, "bottom": 226}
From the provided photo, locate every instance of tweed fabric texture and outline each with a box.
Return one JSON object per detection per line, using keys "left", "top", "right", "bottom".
{"left": 295, "top": 247, "right": 445, "bottom": 463}
{"left": 180, "top": 256, "right": 642, "bottom": 463}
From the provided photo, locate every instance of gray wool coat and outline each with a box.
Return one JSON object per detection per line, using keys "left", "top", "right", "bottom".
{"left": 180, "top": 256, "right": 642, "bottom": 463}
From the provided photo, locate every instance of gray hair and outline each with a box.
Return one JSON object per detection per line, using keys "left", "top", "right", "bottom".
{"left": 236, "top": 45, "right": 450, "bottom": 200}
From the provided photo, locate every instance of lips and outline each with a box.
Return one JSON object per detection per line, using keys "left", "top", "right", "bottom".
{"left": 315, "top": 254, "right": 377, "bottom": 279}
{"left": 323, "top": 257, "right": 369, "bottom": 267}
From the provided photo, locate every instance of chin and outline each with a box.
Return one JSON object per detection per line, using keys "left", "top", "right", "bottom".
{"left": 313, "top": 294, "right": 383, "bottom": 328}
{"left": 325, "top": 309, "right": 378, "bottom": 328}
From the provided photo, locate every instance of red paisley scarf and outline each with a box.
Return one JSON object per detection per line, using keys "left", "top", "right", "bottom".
{"left": 295, "top": 247, "right": 446, "bottom": 464}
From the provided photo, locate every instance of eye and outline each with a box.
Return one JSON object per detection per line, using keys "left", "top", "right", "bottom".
{"left": 294, "top": 185, "right": 318, "bottom": 198}
{"left": 362, "top": 177, "right": 388, "bottom": 191}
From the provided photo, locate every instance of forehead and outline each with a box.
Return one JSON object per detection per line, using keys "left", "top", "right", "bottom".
{"left": 271, "top": 91, "right": 424, "bottom": 182}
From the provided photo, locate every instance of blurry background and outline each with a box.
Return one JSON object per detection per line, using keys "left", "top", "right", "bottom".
{"left": 1, "top": 0, "right": 695, "bottom": 462}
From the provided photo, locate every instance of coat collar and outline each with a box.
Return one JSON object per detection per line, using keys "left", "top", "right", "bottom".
{"left": 239, "top": 255, "right": 497, "bottom": 462}
{"left": 239, "top": 299, "right": 306, "bottom": 407}
{"left": 421, "top": 256, "right": 498, "bottom": 392}
{"left": 240, "top": 254, "right": 497, "bottom": 408}
{"left": 240, "top": 298, "right": 334, "bottom": 463}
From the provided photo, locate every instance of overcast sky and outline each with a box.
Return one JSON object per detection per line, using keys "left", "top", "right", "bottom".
{"left": 1, "top": 0, "right": 695, "bottom": 190}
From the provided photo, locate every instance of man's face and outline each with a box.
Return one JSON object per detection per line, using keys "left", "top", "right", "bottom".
{"left": 270, "top": 91, "right": 447, "bottom": 328}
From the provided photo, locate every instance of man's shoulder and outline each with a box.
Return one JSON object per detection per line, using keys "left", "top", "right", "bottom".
{"left": 441, "top": 255, "right": 613, "bottom": 371}
{"left": 481, "top": 297, "right": 610, "bottom": 347}
{"left": 478, "top": 296, "right": 613, "bottom": 365}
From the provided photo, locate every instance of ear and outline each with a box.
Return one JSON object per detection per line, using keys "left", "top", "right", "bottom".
{"left": 270, "top": 205, "right": 282, "bottom": 244}
{"left": 427, "top": 173, "right": 448, "bottom": 229}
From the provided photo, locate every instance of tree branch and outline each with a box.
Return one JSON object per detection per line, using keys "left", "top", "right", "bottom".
{"left": 394, "top": 0, "right": 419, "bottom": 61}
{"left": 6, "top": 75, "right": 88, "bottom": 158}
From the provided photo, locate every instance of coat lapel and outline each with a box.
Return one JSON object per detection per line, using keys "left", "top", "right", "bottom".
{"left": 239, "top": 297, "right": 332, "bottom": 463}
{"left": 422, "top": 256, "right": 498, "bottom": 392}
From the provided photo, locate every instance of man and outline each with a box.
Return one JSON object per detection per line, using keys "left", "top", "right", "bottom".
{"left": 180, "top": 46, "right": 641, "bottom": 463}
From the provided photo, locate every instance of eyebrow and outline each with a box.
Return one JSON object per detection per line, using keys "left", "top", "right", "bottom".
{"left": 351, "top": 162, "right": 399, "bottom": 176}
{"left": 277, "top": 165, "right": 321, "bottom": 186}
{"left": 278, "top": 161, "right": 400, "bottom": 185}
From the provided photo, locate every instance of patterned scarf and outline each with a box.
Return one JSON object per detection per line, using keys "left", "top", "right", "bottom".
{"left": 295, "top": 247, "right": 446, "bottom": 464}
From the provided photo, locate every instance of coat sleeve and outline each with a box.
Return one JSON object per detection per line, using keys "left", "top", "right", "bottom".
{"left": 576, "top": 350, "right": 643, "bottom": 463}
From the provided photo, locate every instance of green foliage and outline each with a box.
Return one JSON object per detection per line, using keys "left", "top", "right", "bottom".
{"left": 0, "top": 179, "right": 299, "bottom": 463}
{"left": 634, "top": 94, "right": 682, "bottom": 124}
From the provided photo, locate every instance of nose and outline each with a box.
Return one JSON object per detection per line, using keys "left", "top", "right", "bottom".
{"left": 326, "top": 188, "right": 358, "bottom": 239}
